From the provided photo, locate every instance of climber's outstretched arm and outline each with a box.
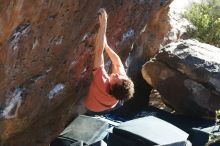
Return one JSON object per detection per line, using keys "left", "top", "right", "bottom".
{"left": 93, "top": 9, "right": 107, "bottom": 69}
{"left": 94, "top": 8, "right": 126, "bottom": 75}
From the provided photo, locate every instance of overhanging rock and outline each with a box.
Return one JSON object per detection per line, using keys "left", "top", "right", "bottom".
{"left": 0, "top": 1, "right": 155, "bottom": 145}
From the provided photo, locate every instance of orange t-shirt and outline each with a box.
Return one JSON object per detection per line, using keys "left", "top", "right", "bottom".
{"left": 84, "top": 66, "right": 118, "bottom": 112}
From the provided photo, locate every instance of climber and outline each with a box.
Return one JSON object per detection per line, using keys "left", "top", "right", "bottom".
{"left": 84, "top": 8, "right": 134, "bottom": 114}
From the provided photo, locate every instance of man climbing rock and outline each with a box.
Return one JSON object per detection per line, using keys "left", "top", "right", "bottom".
{"left": 84, "top": 9, "right": 134, "bottom": 114}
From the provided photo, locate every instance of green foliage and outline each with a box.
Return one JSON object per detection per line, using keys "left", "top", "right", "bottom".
{"left": 216, "top": 110, "right": 220, "bottom": 121}
{"left": 208, "top": 109, "right": 220, "bottom": 143}
{"left": 183, "top": 0, "right": 220, "bottom": 47}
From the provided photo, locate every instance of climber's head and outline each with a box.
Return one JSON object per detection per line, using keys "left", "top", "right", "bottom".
{"left": 109, "top": 73, "right": 134, "bottom": 101}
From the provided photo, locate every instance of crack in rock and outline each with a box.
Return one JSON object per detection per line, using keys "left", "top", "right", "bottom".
{"left": 8, "top": 23, "right": 31, "bottom": 51}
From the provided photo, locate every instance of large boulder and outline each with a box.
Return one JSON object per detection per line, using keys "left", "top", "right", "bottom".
{"left": 0, "top": 0, "right": 171, "bottom": 145}
{"left": 142, "top": 39, "right": 220, "bottom": 117}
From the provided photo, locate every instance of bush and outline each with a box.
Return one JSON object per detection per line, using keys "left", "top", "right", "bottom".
{"left": 183, "top": 0, "right": 220, "bottom": 47}
{"left": 206, "top": 110, "right": 220, "bottom": 145}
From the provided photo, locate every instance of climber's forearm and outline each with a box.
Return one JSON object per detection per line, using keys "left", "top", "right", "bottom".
{"left": 104, "top": 42, "right": 126, "bottom": 75}
{"left": 104, "top": 43, "right": 123, "bottom": 67}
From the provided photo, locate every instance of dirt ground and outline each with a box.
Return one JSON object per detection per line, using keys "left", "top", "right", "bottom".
{"left": 149, "top": 89, "right": 175, "bottom": 113}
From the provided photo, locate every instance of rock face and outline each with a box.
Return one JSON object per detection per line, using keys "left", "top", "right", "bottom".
{"left": 125, "top": 0, "right": 173, "bottom": 112}
{"left": 142, "top": 39, "right": 220, "bottom": 117}
{"left": 0, "top": 0, "right": 175, "bottom": 145}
